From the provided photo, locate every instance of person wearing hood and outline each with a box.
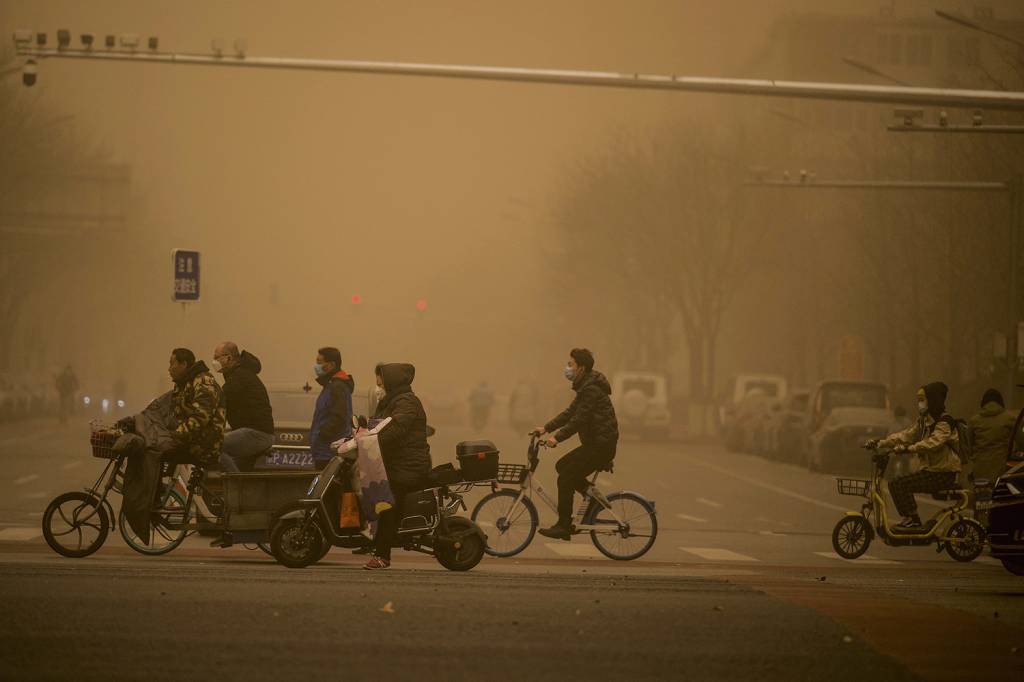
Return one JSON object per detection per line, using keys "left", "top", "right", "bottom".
{"left": 534, "top": 348, "right": 619, "bottom": 541}
{"left": 310, "top": 346, "right": 355, "bottom": 466}
{"left": 968, "top": 388, "right": 1020, "bottom": 483}
{"left": 214, "top": 342, "right": 275, "bottom": 472}
{"left": 365, "top": 362, "right": 432, "bottom": 569}
{"left": 168, "top": 348, "right": 226, "bottom": 466}
{"left": 869, "top": 382, "right": 961, "bottom": 530}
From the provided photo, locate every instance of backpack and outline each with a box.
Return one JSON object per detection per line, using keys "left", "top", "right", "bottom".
{"left": 936, "top": 415, "right": 972, "bottom": 463}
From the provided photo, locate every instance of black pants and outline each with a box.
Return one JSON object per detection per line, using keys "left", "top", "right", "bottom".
{"left": 555, "top": 444, "right": 615, "bottom": 526}
{"left": 888, "top": 470, "right": 958, "bottom": 517}
{"left": 374, "top": 482, "right": 414, "bottom": 561}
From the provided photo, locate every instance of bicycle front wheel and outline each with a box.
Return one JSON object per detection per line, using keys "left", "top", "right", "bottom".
{"left": 471, "top": 489, "right": 538, "bottom": 557}
{"left": 42, "top": 491, "right": 110, "bottom": 558}
{"left": 119, "top": 488, "right": 189, "bottom": 556}
{"left": 589, "top": 492, "right": 657, "bottom": 561}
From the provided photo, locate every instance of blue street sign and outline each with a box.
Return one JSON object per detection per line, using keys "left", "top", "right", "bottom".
{"left": 172, "top": 249, "right": 200, "bottom": 302}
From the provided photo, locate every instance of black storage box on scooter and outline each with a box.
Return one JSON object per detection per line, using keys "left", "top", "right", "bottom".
{"left": 456, "top": 440, "right": 500, "bottom": 481}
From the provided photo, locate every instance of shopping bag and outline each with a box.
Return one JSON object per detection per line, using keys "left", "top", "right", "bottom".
{"left": 355, "top": 419, "right": 395, "bottom": 523}
{"left": 339, "top": 492, "right": 361, "bottom": 528}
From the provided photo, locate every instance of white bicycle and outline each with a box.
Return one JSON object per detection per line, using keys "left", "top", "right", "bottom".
{"left": 470, "top": 435, "right": 657, "bottom": 560}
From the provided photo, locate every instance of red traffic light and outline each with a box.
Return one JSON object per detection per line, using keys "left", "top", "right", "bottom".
{"left": 415, "top": 299, "right": 428, "bottom": 312}
{"left": 351, "top": 295, "right": 362, "bottom": 305}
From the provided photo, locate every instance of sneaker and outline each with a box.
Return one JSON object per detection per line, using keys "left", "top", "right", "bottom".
{"left": 894, "top": 517, "right": 922, "bottom": 531}
{"left": 363, "top": 555, "right": 391, "bottom": 570}
{"left": 209, "top": 535, "right": 231, "bottom": 548}
{"left": 538, "top": 524, "right": 572, "bottom": 541}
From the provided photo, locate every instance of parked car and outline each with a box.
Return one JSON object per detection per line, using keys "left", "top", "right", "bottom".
{"left": 765, "top": 389, "right": 811, "bottom": 463}
{"left": 805, "top": 380, "right": 892, "bottom": 474}
{"left": 987, "top": 460, "right": 1024, "bottom": 576}
{"left": 720, "top": 374, "right": 788, "bottom": 451}
{"left": 726, "top": 388, "right": 775, "bottom": 453}
{"left": 611, "top": 371, "right": 672, "bottom": 440}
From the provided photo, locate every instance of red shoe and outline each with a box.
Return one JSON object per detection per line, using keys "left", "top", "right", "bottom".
{"left": 363, "top": 555, "right": 391, "bottom": 570}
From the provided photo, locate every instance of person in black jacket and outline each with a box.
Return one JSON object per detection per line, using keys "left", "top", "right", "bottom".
{"left": 535, "top": 348, "right": 619, "bottom": 540}
{"left": 365, "top": 362, "right": 432, "bottom": 570}
{"left": 213, "top": 342, "right": 275, "bottom": 472}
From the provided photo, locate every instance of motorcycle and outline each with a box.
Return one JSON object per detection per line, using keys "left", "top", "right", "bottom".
{"left": 269, "top": 447, "right": 489, "bottom": 571}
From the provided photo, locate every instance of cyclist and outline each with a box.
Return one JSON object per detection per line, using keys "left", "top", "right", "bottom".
{"left": 534, "top": 348, "right": 618, "bottom": 541}
{"left": 866, "top": 381, "right": 961, "bottom": 530}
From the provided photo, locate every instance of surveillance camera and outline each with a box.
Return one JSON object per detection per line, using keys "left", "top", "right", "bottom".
{"left": 57, "top": 29, "right": 71, "bottom": 48}
{"left": 119, "top": 33, "right": 139, "bottom": 49}
{"left": 105, "top": 34, "right": 115, "bottom": 48}
{"left": 233, "top": 38, "right": 248, "bottom": 57}
{"left": 147, "top": 36, "right": 158, "bottom": 50}
{"left": 80, "top": 33, "right": 94, "bottom": 48}
{"left": 22, "top": 59, "right": 37, "bottom": 87}
{"left": 13, "top": 29, "right": 34, "bottom": 47}
{"left": 36, "top": 32, "right": 47, "bottom": 47}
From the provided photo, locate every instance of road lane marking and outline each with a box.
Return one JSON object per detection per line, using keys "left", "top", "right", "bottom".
{"left": 14, "top": 474, "right": 39, "bottom": 486}
{"left": 695, "top": 497, "right": 722, "bottom": 509}
{"left": 676, "top": 513, "right": 708, "bottom": 523}
{"left": 0, "top": 527, "right": 41, "bottom": 541}
{"left": 679, "top": 547, "right": 760, "bottom": 562}
{"left": 62, "top": 461, "right": 82, "bottom": 470}
{"left": 23, "top": 492, "right": 48, "bottom": 500}
{"left": 813, "top": 551, "right": 899, "bottom": 565}
{"left": 544, "top": 543, "right": 602, "bottom": 558}
{"left": 755, "top": 516, "right": 794, "bottom": 527}
{"left": 678, "top": 454, "right": 847, "bottom": 512}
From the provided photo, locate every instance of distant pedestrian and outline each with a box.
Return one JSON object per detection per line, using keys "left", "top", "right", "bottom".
{"left": 968, "top": 388, "right": 1019, "bottom": 483}
{"left": 55, "top": 365, "right": 79, "bottom": 425}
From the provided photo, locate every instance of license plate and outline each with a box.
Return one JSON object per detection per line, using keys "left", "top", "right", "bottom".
{"left": 264, "top": 449, "right": 315, "bottom": 469}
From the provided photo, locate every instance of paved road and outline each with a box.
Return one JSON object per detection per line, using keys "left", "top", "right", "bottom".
{"left": 1, "top": 417, "right": 1022, "bottom": 680}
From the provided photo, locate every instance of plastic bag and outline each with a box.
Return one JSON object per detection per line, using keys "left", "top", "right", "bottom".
{"left": 339, "top": 492, "right": 361, "bottom": 528}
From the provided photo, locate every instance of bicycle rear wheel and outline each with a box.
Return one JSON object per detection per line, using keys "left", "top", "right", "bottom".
{"left": 42, "top": 491, "right": 110, "bottom": 558}
{"left": 588, "top": 492, "right": 657, "bottom": 561}
{"left": 119, "top": 488, "right": 189, "bottom": 556}
{"left": 471, "top": 489, "right": 538, "bottom": 557}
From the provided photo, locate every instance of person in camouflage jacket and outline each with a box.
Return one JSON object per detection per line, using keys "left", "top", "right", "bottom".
{"left": 168, "top": 348, "right": 226, "bottom": 465}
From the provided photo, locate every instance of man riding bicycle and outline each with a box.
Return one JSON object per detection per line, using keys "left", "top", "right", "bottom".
{"left": 866, "top": 381, "right": 961, "bottom": 530}
{"left": 534, "top": 348, "right": 618, "bottom": 541}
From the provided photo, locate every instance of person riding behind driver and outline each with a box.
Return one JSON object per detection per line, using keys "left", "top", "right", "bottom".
{"left": 866, "top": 382, "right": 961, "bottom": 530}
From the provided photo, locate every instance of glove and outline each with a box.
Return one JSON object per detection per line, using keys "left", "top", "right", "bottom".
{"left": 863, "top": 439, "right": 879, "bottom": 450}
{"left": 891, "top": 443, "right": 910, "bottom": 454}
{"left": 116, "top": 416, "right": 135, "bottom": 433}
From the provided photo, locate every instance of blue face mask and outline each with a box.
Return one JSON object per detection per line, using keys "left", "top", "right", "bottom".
{"left": 564, "top": 365, "right": 576, "bottom": 381}
{"left": 314, "top": 363, "right": 328, "bottom": 377}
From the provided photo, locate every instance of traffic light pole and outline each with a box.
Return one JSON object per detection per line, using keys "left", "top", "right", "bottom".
{"left": 748, "top": 177, "right": 1023, "bottom": 403}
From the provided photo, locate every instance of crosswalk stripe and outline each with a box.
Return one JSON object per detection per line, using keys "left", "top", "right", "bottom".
{"left": 62, "top": 461, "right": 82, "bottom": 470}
{"left": 679, "top": 547, "right": 759, "bottom": 562}
{"left": 14, "top": 474, "right": 39, "bottom": 486}
{"left": 695, "top": 497, "right": 722, "bottom": 509}
{"left": 813, "top": 551, "right": 900, "bottom": 565}
{"left": 676, "top": 513, "right": 708, "bottom": 523}
{"left": 544, "top": 543, "right": 603, "bottom": 558}
{"left": 0, "top": 527, "right": 42, "bottom": 541}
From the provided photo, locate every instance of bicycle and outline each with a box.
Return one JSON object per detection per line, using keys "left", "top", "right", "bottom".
{"left": 470, "top": 435, "right": 657, "bottom": 560}
{"left": 41, "top": 421, "right": 254, "bottom": 557}
{"left": 831, "top": 446, "right": 985, "bottom": 562}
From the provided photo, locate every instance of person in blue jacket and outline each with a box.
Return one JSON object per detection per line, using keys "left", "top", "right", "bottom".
{"left": 309, "top": 346, "right": 354, "bottom": 466}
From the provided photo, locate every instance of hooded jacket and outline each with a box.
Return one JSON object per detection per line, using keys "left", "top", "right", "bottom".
{"left": 879, "top": 382, "right": 960, "bottom": 473}
{"left": 545, "top": 369, "right": 619, "bottom": 451}
{"left": 373, "top": 363, "right": 431, "bottom": 487}
{"left": 171, "top": 360, "right": 227, "bottom": 465}
{"left": 310, "top": 368, "right": 354, "bottom": 461}
{"left": 222, "top": 351, "right": 274, "bottom": 435}
{"left": 969, "top": 401, "right": 1018, "bottom": 481}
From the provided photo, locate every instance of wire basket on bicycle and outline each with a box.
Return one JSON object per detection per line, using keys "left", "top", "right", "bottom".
{"left": 836, "top": 478, "right": 871, "bottom": 497}
{"left": 89, "top": 420, "right": 123, "bottom": 459}
{"left": 495, "top": 463, "right": 528, "bottom": 485}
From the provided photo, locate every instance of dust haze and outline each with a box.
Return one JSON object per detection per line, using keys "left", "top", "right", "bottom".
{"left": 3, "top": 0, "right": 1023, "bottom": 430}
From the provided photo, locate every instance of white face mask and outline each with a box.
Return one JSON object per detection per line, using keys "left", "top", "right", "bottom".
{"left": 917, "top": 400, "right": 928, "bottom": 415}
{"left": 374, "top": 386, "right": 386, "bottom": 400}
{"left": 212, "top": 359, "right": 223, "bottom": 372}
